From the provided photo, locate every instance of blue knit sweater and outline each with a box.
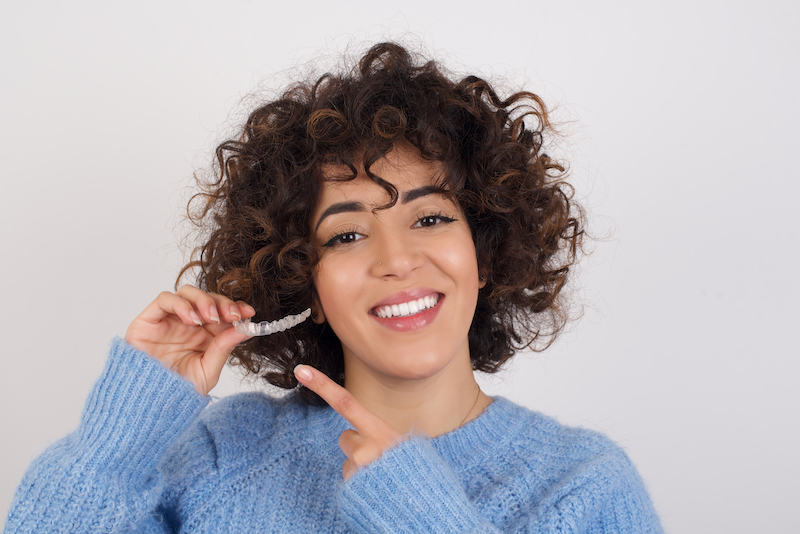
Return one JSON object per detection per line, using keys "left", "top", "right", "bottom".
{"left": 5, "top": 339, "right": 664, "bottom": 533}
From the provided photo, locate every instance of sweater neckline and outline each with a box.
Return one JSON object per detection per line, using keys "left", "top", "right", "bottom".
{"left": 310, "top": 395, "right": 527, "bottom": 474}
{"left": 430, "top": 396, "right": 525, "bottom": 472}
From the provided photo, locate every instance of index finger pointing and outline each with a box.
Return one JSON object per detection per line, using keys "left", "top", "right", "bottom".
{"left": 294, "top": 365, "right": 394, "bottom": 437}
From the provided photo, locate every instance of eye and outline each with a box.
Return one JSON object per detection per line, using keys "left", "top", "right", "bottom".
{"left": 323, "top": 230, "right": 365, "bottom": 248}
{"left": 414, "top": 212, "right": 457, "bottom": 228}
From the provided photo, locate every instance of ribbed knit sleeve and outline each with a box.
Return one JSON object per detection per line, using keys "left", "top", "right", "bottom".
{"left": 337, "top": 437, "right": 501, "bottom": 533}
{"left": 4, "top": 338, "right": 209, "bottom": 534}
{"left": 5, "top": 360, "right": 664, "bottom": 533}
{"left": 524, "top": 447, "right": 665, "bottom": 534}
{"left": 336, "top": 399, "right": 664, "bottom": 534}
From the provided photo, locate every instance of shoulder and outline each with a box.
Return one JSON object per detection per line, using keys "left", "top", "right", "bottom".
{"left": 437, "top": 396, "right": 640, "bottom": 497}
{"left": 470, "top": 398, "right": 663, "bottom": 532}
{"left": 161, "top": 391, "right": 323, "bottom": 484}
{"left": 517, "top": 400, "right": 625, "bottom": 460}
{"left": 200, "top": 391, "right": 322, "bottom": 460}
{"left": 462, "top": 396, "right": 626, "bottom": 467}
{"left": 500, "top": 397, "right": 640, "bottom": 478}
{"left": 201, "top": 390, "right": 307, "bottom": 439}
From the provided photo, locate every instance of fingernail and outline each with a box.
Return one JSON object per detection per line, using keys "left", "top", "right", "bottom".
{"left": 230, "top": 306, "right": 242, "bottom": 320}
{"left": 245, "top": 305, "right": 256, "bottom": 315}
{"left": 190, "top": 311, "right": 203, "bottom": 326}
{"left": 294, "top": 365, "right": 313, "bottom": 382}
{"left": 210, "top": 305, "right": 220, "bottom": 324}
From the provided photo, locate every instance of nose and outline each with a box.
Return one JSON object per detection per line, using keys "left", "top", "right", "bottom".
{"left": 370, "top": 228, "right": 424, "bottom": 280}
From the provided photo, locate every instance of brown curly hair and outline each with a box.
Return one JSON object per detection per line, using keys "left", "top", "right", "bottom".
{"left": 180, "top": 42, "right": 583, "bottom": 405}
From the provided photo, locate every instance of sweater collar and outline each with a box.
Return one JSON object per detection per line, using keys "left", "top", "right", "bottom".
{"left": 309, "top": 395, "right": 527, "bottom": 474}
{"left": 430, "top": 397, "right": 526, "bottom": 472}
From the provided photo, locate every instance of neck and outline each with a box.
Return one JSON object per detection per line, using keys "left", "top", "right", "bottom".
{"left": 342, "top": 350, "right": 492, "bottom": 437}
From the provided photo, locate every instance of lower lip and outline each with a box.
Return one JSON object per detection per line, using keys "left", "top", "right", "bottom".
{"left": 370, "top": 295, "right": 443, "bottom": 332}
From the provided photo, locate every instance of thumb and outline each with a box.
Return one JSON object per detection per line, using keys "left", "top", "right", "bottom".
{"left": 200, "top": 327, "right": 252, "bottom": 392}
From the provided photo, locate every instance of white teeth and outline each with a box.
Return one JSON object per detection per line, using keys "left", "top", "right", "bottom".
{"left": 374, "top": 294, "right": 439, "bottom": 319}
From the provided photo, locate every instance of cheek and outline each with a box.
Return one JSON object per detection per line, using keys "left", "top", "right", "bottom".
{"left": 314, "top": 257, "right": 358, "bottom": 318}
{"left": 444, "top": 232, "right": 480, "bottom": 281}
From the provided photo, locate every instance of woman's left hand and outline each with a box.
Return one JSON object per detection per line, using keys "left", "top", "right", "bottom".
{"left": 294, "top": 365, "right": 402, "bottom": 479}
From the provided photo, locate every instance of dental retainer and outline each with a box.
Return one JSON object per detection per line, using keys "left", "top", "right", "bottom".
{"left": 233, "top": 308, "right": 312, "bottom": 336}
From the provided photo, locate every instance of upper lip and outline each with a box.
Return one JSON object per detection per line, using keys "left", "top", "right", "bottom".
{"left": 370, "top": 288, "right": 441, "bottom": 310}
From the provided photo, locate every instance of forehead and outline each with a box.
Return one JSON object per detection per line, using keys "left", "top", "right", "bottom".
{"left": 315, "top": 146, "right": 445, "bottom": 211}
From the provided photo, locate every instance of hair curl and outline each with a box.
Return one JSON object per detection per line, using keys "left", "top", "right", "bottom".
{"left": 180, "top": 42, "right": 584, "bottom": 404}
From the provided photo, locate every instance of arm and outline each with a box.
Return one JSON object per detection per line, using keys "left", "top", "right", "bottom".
{"left": 337, "top": 437, "right": 502, "bottom": 533}
{"left": 4, "top": 339, "right": 209, "bottom": 533}
{"left": 293, "top": 365, "right": 662, "bottom": 534}
{"left": 339, "top": 437, "right": 664, "bottom": 534}
{"left": 5, "top": 287, "right": 255, "bottom": 533}
{"left": 294, "top": 365, "right": 503, "bottom": 533}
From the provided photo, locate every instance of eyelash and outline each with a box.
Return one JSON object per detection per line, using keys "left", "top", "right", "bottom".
{"left": 322, "top": 227, "right": 363, "bottom": 248}
{"left": 322, "top": 212, "right": 458, "bottom": 248}
{"left": 414, "top": 211, "right": 457, "bottom": 228}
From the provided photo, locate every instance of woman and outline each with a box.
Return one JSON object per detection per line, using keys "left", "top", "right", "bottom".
{"left": 5, "top": 42, "right": 664, "bottom": 533}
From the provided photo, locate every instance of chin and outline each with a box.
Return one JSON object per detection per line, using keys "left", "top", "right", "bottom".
{"left": 377, "top": 348, "right": 463, "bottom": 381}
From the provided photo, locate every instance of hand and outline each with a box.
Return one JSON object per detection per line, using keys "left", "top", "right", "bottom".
{"left": 294, "top": 365, "right": 403, "bottom": 479}
{"left": 125, "top": 285, "right": 255, "bottom": 395}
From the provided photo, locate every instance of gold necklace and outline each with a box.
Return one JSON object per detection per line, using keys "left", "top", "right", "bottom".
{"left": 459, "top": 387, "right": 482, "bottom": 427}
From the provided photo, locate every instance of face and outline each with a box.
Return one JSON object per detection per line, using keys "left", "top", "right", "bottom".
{"left": 311, "top": 146, "right": 483, "bottom": 385}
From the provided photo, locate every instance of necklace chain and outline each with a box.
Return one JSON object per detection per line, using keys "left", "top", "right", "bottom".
{"left": 459, "top": 387, "right": 482, "bottom": 427}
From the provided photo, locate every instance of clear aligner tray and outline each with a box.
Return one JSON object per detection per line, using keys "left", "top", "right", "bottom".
{"left": 232, "top": 308, "right": 311, "bottom": 336}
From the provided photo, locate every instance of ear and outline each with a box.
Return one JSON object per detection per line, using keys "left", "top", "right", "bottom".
{"left": 311, "top": 295, "right": 326, "bottom": 324}
{"left": 478, "top": 267, "right": 488, "bottom": 289}
{"left": 476, "top": 253, "right": 490, "bottom": 289}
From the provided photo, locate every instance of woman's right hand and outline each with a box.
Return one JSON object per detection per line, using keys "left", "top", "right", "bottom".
{"left": 124, "top": 285, "right": 256, "bottom": 395}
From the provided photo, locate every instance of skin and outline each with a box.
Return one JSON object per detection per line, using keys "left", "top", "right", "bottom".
{"left": 125, "top": 286, "right": 256, "bottom": 395}
{"left": 126, "top": 145, "right": 492, "bottom": 479}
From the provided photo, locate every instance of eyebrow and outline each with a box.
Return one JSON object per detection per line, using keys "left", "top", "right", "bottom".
{"left": 401, "top": 185, "right": 441, "bottom": 204}
{"left": 314, "top": 185, "right": 448, "bottom": 233}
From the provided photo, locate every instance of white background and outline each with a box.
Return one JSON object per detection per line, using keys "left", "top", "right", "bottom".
{"left": 1, "top": 1, "right": 798, "bottom": 532}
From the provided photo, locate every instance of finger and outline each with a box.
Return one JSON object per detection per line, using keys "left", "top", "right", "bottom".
{"left": 174, "top": 285, "right": 226, "bottom": 324}
{"left": 230, "top": 300, "right": 257, "bottom": 323}
{"left": 174, "top": 286, "right": 257, "bottom": 325}
{"left": 293, "top": 365, "right": 395, "bottom": 437}
{"left": 342, "top": 458, "right": 359, "bottom": 480}
{"left": 197, "top": 294, "right": 256, "bottom": 324}
{"left": 136, "top": 291, "right": 204, "bottom": 327}
{"left": 198, "top": 326, "right": 253, "bottom": 391}
{"left": 337, "top": 429, "right": 364, "bottom": 459}
{"left": 339, "top": 429, "right": 389, "bottom": 472}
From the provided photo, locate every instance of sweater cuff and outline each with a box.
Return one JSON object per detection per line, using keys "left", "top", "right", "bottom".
{"left": 76, "top": 337, "right": 210, "bottom": 482}
{"left": 337, "top": 437, "right": 487, "bottom": 533}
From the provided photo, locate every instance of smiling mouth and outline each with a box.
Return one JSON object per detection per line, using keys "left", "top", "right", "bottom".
{"left": 372, "top": 294, "right": 441, "bottom": 319}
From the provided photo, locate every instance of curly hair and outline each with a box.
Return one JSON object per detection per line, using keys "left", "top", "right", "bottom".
{"left": 180, "top": 42, "right": 583, "bottom": 405}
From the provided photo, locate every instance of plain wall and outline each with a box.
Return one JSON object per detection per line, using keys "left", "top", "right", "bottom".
{"left": 1, "top": 1, "right": 798, "bottom": 532}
